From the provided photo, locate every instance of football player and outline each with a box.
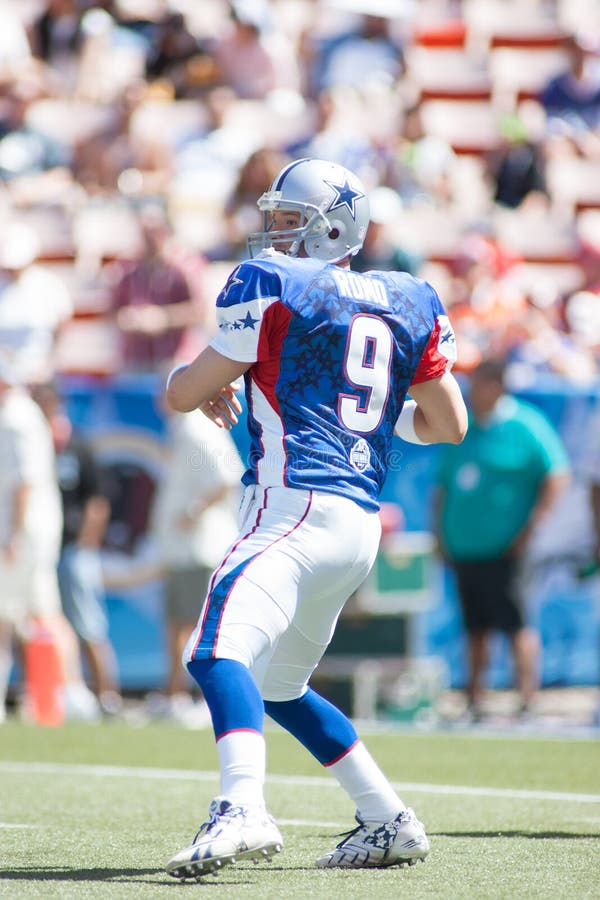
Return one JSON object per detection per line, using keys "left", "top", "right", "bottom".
{"left": 165, "top": 158, "right": 467, "bottom": 878}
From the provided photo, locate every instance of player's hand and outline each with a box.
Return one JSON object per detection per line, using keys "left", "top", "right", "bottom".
{"left": 116, "top": 305, "right": 169, "bottom": 334}
{"left": 199, "top": 382, "right": 242, "bottom": 429}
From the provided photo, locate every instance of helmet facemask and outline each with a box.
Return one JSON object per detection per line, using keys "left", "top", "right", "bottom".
{"left": 247, "top": 192, "right": 330, "bottom": 259}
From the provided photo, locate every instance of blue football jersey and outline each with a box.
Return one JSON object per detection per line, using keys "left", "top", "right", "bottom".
{"left": 210, "top": 252, "right": 456, "bottom": 510}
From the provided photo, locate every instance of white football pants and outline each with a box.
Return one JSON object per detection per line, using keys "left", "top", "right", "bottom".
{"left": 183, "top": 485, "right": 381, "bottom": 701}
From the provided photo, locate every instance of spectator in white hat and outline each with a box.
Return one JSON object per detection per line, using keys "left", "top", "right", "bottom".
{"left": 0, "top": 222, "right": 73, "bottom": 384}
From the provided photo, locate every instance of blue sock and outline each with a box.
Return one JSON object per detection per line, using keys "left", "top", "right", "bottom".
{"left": 187, "top": 658, "right": 264, "bottom": 739}
{"left": 264, "top": 688, "right": 358, "bottom": 766}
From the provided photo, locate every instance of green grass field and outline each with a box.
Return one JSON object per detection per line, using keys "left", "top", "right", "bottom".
{"left": 0, "top": 720, "right": 598, "bottom": 899}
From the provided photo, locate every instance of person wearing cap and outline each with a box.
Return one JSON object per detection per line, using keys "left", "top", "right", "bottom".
{"left": 0, "top": 362, "right": 99, "bottom": 722}
{"left": 434, "top": 359, "right": 570, "bottom": 721}
{"left": 0, "top": 222, "right": 73, "bottom": 384}
{"left": 107, "top": 202, "right": 205, "bottom": 373}
{"left": 207, "top": 0, "right": 300, "bottom": 99}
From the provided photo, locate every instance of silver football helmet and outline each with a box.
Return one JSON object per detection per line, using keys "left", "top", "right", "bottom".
{"left": 247, "top": 158, "right": 370, "bottom": 263}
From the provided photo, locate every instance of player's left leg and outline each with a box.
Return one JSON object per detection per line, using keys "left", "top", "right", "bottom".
{"left": 58, "top": 544, "right": 119, "bottom": 713}
{"left": 263, "top": 671, "right": 429, "bottom": 868}
{"left": 260, "top": 495, "right": 429, "bottom": 868}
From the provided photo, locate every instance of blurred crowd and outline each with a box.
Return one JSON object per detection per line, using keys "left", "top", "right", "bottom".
{"left": 0, "top": 0, "right": 598, "bottom": 385}
{"left": 1, "top": 0, "right": 600, "bottom": 723}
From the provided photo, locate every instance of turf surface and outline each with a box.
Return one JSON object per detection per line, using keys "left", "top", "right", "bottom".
{"left": 0, "top": 720, "right": 598, "bottom": 898}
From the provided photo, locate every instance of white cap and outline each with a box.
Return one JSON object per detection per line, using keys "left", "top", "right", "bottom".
{"left": 368, "top": 186, "right": 402, "bottom": 225}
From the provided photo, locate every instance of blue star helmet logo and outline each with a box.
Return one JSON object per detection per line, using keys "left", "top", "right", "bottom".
{"left": 324, "top": 176, "right": 365, "bottom": 221}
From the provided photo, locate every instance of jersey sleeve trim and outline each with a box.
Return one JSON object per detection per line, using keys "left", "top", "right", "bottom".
{"left": 411, "top": 314, "right": 457, "bottom": 385}
{"left": 211, "top": 295, "right": 280, "bottom": 362}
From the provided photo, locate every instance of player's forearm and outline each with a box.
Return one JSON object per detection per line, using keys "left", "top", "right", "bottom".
{"left": 527, "top": 472, "right": 570, "bottom": 534}
{"left": 78, "top": 496, "right": 110, "bottom": 547}
{"left": 11, "top": 483, "right": 30, "bottom": 535}
{"left": 509, "top": 471, "right": 570, "bottom": 554}
{"left": 166, "top": 346, "right": 249, "bottom": 413}
{"left": 399, "top": 373, "right": 468, "bottom": 445}
{"left": 3, "top": 483, "right": 30, "bottom": 559}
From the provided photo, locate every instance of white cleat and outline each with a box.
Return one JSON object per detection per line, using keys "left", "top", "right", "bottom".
{"left": 166, "top": 796, "right": 283, "bottom": 879}
{"left": 316, "top": 807, "right": 430, "bottom": 869}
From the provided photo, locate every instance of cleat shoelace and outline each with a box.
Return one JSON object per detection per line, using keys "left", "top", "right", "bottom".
{"left": 191, "top": 799, "right": 245, "bottom": 845}
{"left": 333, "top": 813, "right": 399, "bottom": 853}
{"left": 331, "top": 810, "right": 419, "bottom": 855}
{"left": 332, "top": 813, "right": 367, "bottom": 846}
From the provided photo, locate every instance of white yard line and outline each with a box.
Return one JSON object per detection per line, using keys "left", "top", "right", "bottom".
{"left": 278, "top": 819, "right": 343, "bottom": 827}
{"left": 0, "top": 761, "right": 598, "bottom": 805}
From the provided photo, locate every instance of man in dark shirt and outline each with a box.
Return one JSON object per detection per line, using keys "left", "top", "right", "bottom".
{"left": 108, "top": 202, "right": 205, "bottom": 371}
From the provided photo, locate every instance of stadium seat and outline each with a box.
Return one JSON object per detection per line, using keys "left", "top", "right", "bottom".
{"left": 389, "top": 205, "right": 467, "bottom": 263}
{"left": 44, "top": 262, "right": 113, "bottom": 318}
{"left": 557, "top": 0, "right": 599, "bottom": 36}
{"left": 405, "top": 44, "right": 492, "bottom": 101}
{"left": 504, "top": 260, "right": 585, "bottom": 300}
{"left": 412, "top": 20, "right": 468, "bottom": 48}
{"left": 464, "top": 0, "right": 562, "bottom": 40}
{"left": 489, "top": 45, "right": 568, "bottom": 106}
{"left": 491, "top": 206, "right": 581, "bottom": 262}
{"left": 129, "top": 98, "right": 211, "bottom": 155}
{"left": 14, "top": 206, "right": 75, "bottom": 261}
{"left": 72, "top": 201, "right": 143, "bottom": 270}
{"left": 546, "top": 158, "right": 600, "bottom": 216}
{"left": 419, "top": 98, "right": 502, "bottom": 155}
{"left": 489, "top": 31, "right": 566, "bottom": 50}
{"left": 26, "top": 98, "right": 118, "bottom": 147}
{"left": 54, "top": 318, "right": 122, "bottom": 377}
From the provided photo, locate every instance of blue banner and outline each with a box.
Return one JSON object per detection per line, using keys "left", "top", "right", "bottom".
{"left": 62, "top": 374, "right": 599, "bottom": 690}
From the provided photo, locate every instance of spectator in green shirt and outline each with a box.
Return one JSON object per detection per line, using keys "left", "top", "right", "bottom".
{"left": 435, "top": 359, "right": 570, "bottom": 720}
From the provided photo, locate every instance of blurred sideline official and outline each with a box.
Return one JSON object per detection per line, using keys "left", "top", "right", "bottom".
{"left": 435, "top": 359, "right": 570, "bottom": 719}
{"left": 150, "top": 405, "right": 243, "bottom": 726}
{"left": 0, "top": 364, "right": 98, "bottom": 722}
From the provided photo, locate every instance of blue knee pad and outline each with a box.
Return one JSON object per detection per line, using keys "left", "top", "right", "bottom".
{"left": 264, "top": 688, "right": 358, "bottom": 765}
{"left": 187, "top": 658, "right": 264, "bottom": 739}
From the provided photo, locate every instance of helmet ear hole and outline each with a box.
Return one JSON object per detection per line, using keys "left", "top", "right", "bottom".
{"left": 328, "top": 228, "right": 340, "bottom": 240}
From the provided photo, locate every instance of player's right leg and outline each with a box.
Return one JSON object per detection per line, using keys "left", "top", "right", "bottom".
{"left": 166, "top": 485, "right": 307, "bottom": 879}
{"left": 165, "top": 654, "right": 284, "bottom": 880}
